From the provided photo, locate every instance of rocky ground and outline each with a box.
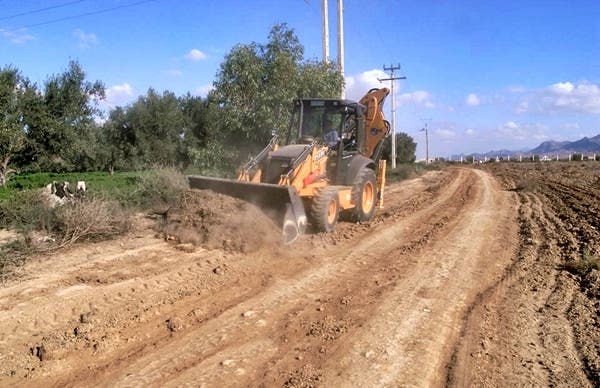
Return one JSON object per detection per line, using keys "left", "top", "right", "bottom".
{"left": 0, "top": 163, "right": 597, "bottom": 387}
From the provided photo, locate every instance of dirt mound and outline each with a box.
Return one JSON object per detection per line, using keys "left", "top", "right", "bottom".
{"left": 161, "top": 190, "right": 281, "bottom": 253}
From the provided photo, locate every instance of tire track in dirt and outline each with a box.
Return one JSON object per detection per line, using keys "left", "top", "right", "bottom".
{"left": 448, "top": 164, "right": 597, "bottom": 388}
{"left": 84, "top": 171, "right": 467, "bottom": 387}
{"left": 321, "top": 169, "right": 517, "bottom": 387}
{"left": 0, "top": 168, "right": 520, "bottom": 387}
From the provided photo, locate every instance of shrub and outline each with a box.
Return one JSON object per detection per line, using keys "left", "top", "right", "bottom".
{"left": 131, "top": 168, "right": 188, "bottom": 211}
{"left": 51, "top": 198, "right": 131, "bottom": 246}
{"left": 562, "top": 248, "right": 600, "bottom": 276}
{"left": 0, "top": 190, "right": 56, "bottom": 231}
{"left": 386, "top": 163, "right": 438, "bottom": 183}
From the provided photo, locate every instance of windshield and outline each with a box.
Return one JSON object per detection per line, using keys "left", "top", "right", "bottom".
{"left": 295, "top": 100, "right": 344, "bottom": 144}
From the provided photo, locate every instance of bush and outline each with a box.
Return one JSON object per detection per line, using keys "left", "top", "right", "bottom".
{"left": 52, "top": 198, "right": 131, "bottom": 246}
{"left": 562, "top": 248, "right": 600, "bottom": 276}
{"left": 0, "top": 190, "right": 56, "bottom": 231}
{"left": 386, "top": 163, "right": 438, "bottom": 183}
{"left": 131, "top": 168, "right": 188, "bottom": 212}
{"left": 0, "top": 190, "right": 131, "bottom": 247}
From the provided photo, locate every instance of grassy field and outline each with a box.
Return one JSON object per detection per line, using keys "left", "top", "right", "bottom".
{"left": 0, "top": 171, "right": 142, "bottom": 203}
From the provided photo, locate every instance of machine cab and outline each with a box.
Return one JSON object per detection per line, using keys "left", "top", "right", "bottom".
{"left": 288, "top": 99, "right": 365, "bottom": 154}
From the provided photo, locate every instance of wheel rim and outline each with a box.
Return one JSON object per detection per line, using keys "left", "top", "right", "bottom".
{"left": 327, "top": 198, "right": 337, "bottom": 225}
{"left": 362, "top": 181, "right": 375, "bottom": 212}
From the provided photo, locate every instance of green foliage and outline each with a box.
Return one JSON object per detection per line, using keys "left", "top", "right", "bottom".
{"left": 381, "top": 132, "right": 417, "bottom": 164}
{"left": 0, "top": 190, "right": 56, "bottom": 231}
{"left": 0, "top": 66, "right": 30, "bottom": 185}
{"left": 3, "top": 27, "right": 344, "bottom": 174}
{"left": 103, "top": 89, "right": 188, "bottom": 170}
{"left": 562, "top": 247, "right": 599, "bottom": 276}
{"left": 0, "top": 171, "right": 141, "bottom": 206}
{"left": 386, "top": 163, "right": 436, "bottom": 183}
{"left": 130, "top": 168, "right": 188, "bottom": 211}
{"left": 24, "top": 60, "right": 106, "bottom": 172}
{"left": 208, "top": 23, "right": 344, "bottom": 162}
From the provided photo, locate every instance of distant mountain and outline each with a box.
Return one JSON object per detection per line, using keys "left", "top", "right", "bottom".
{"left": 454, "top": 133, "right": 600, "bottom": 160}
{"left": 529, "top": 140, "right": 570, "bottom": 154}
{"left": 530, "top": 135, "right": 600, "bottom": 154}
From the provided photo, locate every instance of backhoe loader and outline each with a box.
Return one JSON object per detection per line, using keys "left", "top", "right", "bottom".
{"left": 188, "top": 87, "right": 391, "bottom": 243}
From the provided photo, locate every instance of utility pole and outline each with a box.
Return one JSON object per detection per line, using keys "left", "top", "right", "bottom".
{"left": 337, "top": 0, "right": 345, "bottom": 98}
{"left": 321, "top": 0, "right": 329, "bottom": 62}
{"left": 378, "top": 64, "right": 406, "bottom": 169}
{"left": 420, "top": 118, "right": 431, "bottom": 164}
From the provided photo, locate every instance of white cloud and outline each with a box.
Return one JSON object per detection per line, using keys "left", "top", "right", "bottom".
{"left": 497, "top": 121, "right": 547, "bottom": 141}
{"left": 105, "top": 83, "right": 134, "bottom": 107}
{"left": 516, "top": 81, "right": 600, "bottom": 114}
{"left": 185, "top": 48, "right": 208, "bottom": 61}
{"left": 435, "top": 128, "right": 456, "bottom": 138}
{"left": 73, "top": 29, "right": 97, "bottom": 48}
{"left": 0, "top": 28, "right": 34, "bottom": 44}
{"left": 464, "top": 128, "right": 476, "bottom": 136}
{"left": 344, "top": 69, "right": 388, "bottom": 101}
{"left": 465, "top": 93, "right": 480, "bottom": 106}
{"left": 397, "top": 90, "right": 435, "bottom": 108}
{"left": 345, "top": 69, "right": 433, "bottom": 108}
{"left": 195, "top": 84, "right": 214, "bottom": 97}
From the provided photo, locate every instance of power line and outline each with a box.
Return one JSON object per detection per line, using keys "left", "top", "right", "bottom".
{"left": 0, "top": 0, "right": 87, "bottom": 22}
{"left": 4, "top": 0, "right": 158, "bottom": 31}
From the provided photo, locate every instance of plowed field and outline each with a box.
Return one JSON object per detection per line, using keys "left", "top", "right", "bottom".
{"left": 0, "top": 164, "right": 598, "bottom": 387}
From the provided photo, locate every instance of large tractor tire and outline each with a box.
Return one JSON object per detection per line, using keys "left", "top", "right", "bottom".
{"left": 350, "top": 168, "right": 377, "bottom": 222}
{"left": 310, "top": 187, "right": 340, "bottom": 232}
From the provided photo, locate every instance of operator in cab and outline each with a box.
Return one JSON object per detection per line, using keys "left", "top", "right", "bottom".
{"left": 323, "top": 118, "right": 340, "bottom": 148}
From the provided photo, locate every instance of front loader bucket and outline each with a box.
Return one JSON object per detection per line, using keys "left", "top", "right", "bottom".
{"left": 188, "top": 176, "right": 307, "bottom": 244}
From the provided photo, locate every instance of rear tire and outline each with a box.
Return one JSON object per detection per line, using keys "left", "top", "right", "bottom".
{"left": 310, "top": 187, "right": 340, "bottom": 232}
{"left": 350, "top": 168, "right": 377, "bottom": 222}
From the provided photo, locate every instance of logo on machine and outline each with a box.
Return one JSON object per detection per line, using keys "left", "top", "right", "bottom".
{"left": 314, "top": 148, "right": 328, "bottom": 162}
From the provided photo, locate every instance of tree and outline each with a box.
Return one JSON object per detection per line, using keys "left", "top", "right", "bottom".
{"left": 25, "top": 60, "right": 105, "bottom": 171}
{"left": 207, "top": 23, "right": 344, "bottom": 166}
{"left": 102, "top": 89, "right": 188, "bottom": 170}
{"left": 0, "top": 67, "right": 29, "bottom": 185}
{"left": 381, "top": 132, "right": 417, "bottom": 164}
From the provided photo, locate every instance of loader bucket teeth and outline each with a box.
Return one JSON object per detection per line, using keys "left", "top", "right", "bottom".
{"left": 188, "top": 175, "right": 307, "bottom": 244}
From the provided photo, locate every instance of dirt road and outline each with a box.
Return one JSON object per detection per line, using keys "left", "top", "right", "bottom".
{"left": 0, "top": 166, "right": 595, "bottom": 387}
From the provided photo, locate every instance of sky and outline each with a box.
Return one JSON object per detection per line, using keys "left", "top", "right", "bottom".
{"left": 1, "top": 0, "right": 599, "bottom": 159}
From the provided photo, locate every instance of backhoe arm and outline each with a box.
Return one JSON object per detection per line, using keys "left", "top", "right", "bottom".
{"left": 358, "top": 87, "right": 391, "bottom": 159}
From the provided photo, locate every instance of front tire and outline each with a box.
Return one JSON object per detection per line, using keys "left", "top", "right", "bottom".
{"left": 350, "top": 168, "right": 377, "bottom": 222}
{"left": 310, "top": 187, "right": 340, "bottom": 232}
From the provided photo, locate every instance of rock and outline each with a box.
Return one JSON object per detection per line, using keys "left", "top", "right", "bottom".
{"left": 165, "top": 318, "right": 182, "bottom": 332}
{"left": 242, "top": 310, "right": 256, "bottom": 318}
{"left": 221, "top": 359, "right": 235, "bottom": 367}
{"left": 175, "top": 243, "right": 195, "bottom": 253}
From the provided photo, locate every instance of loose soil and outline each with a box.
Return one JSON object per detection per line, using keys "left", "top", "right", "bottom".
{"left": 0, "top": 163, "right": 597, "bottom": 387}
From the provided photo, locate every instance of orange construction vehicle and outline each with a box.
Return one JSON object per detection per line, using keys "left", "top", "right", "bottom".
{"left": 188, "top": 87, "right": 391, "bottom": 243}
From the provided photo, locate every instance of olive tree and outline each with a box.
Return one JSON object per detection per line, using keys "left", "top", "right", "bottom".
{"left": 204, "top": 23, "right": 344, "bottom": 168}
{"left": 0, "top": 67, "right": 29, "bottom": 185}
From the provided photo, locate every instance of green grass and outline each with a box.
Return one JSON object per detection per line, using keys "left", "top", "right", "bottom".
{"left": 562, "top": 247, "right": 600, "bottom": 276}
{"left": 386, "top": 162, "right": 440, "bottom": 183}
{"left": 0, "top": 171, "right": 141, "bottom": 203}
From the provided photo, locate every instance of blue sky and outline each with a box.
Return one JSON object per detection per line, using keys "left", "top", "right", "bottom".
{"left": 1, "top": 0, "right": 599, "bottom": 159}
